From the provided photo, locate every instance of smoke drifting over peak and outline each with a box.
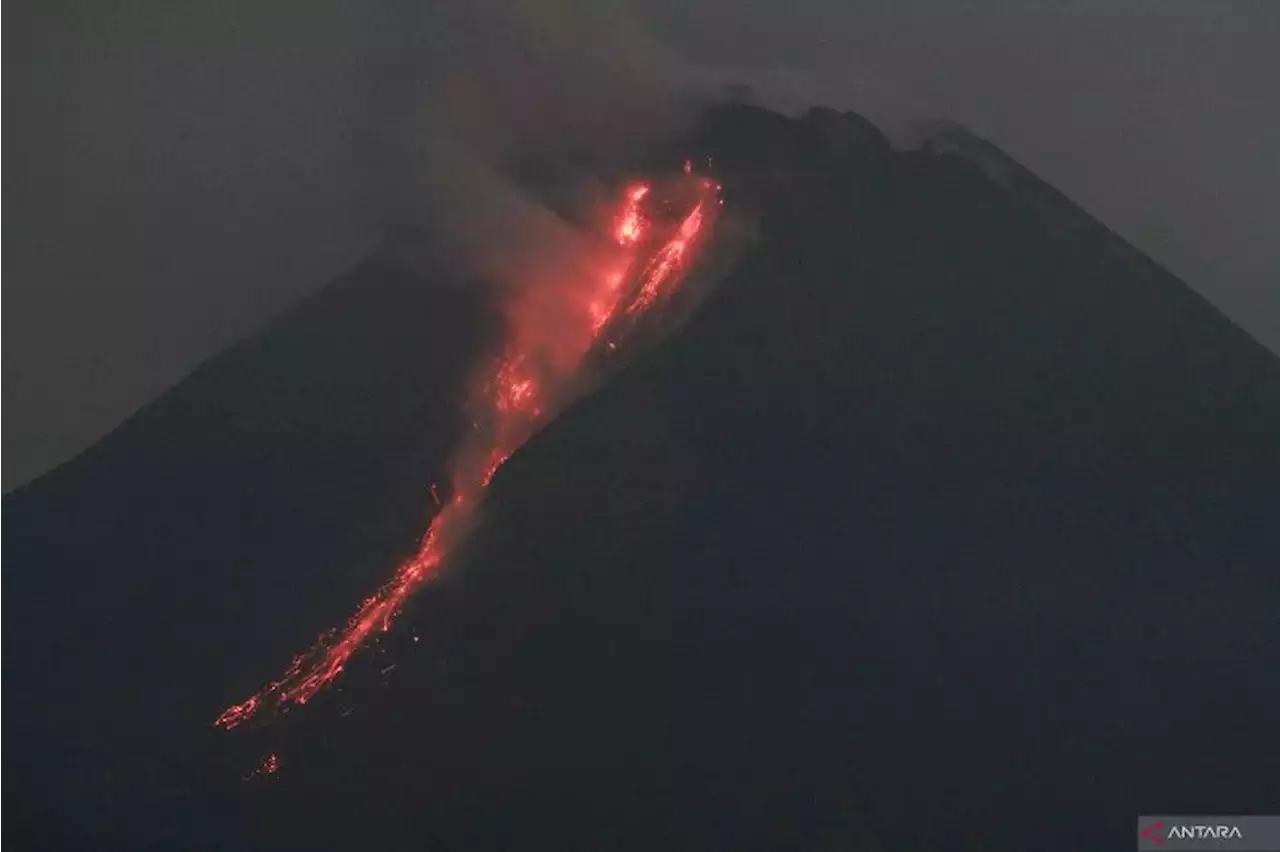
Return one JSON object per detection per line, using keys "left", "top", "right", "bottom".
{"left": 403, "top": 0, "right": 691, "bottom": 158}
{"left": 6, "top": 0, "right": 714, "bottom": 491}
{"left": 362, "top": 0, "right": 705, "bottom": 268}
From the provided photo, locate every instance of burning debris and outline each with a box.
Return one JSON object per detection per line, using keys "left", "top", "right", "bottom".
{"left": 244, "top": 752, "right": 281, "bottom": 781}
{"left": 216, "top": 165, "right": 722, "bottom": 732}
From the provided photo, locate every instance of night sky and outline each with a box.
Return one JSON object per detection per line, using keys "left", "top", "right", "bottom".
{"left": 7, "top": 0, "right": 1278, "bottom": 490}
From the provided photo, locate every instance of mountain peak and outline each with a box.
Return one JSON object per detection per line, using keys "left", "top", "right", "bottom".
{"left": 904, "top": 117, "right": 1022, "bottom": 184}
{"left": 6, "top": 97, "right": 1278, "bottom": 852}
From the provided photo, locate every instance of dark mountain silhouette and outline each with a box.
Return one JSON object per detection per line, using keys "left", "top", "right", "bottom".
{"left": 6, "top": 103, "right": 1278, "bottom": 852}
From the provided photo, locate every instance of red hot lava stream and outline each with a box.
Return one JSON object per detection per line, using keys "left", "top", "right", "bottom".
{"left": 215, "top": 167, "right": 721, "bottom": 731}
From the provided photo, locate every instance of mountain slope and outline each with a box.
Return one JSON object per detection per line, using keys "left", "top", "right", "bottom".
{"left": 6, "top": 103, "right": 1279, "bottom": 852}
{"left": 4, "top": 259, "right": 499, "bottom": 849}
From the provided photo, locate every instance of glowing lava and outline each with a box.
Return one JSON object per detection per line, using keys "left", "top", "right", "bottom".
{"left": 625, "top": 190, "right": 710, "bottom": 317}
{"left": 615, "top": 183, "right": 649, "bottom": 246}
{"left": 245, "top": 752, "right": 281, "bottom": 780}
{"left": 216, "top": 167, "right": 721, "bottom": 731}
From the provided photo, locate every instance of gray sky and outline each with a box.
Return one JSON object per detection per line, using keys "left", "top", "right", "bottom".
{"left": 6, "top": 0, "right": 1278, "bottom": 490}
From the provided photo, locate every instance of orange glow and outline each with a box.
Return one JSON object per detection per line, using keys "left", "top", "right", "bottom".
{"left": 216, "top": 165, "right": 723, "bottom": 731}
{"left": 625, "top": 192, "right": 711, "bottom": 317}
{"left": 245, "top": 752, "right": 281, "bottom": 780}
{"left": 614, "top": 183, "right": 649, "bottom": 246}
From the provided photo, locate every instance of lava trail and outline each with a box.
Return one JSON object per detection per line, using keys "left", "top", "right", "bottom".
{"left": 216, "top": 168, "right": 721, "bottom": 730}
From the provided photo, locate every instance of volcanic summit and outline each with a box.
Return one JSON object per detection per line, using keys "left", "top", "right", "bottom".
{"left": 6, "top": 103, "right": 1278, "bottom": 852}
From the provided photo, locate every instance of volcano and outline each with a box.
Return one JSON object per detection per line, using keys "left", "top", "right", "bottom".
{"left": 6, "top": 103, "right": 1278, "bottom": 852}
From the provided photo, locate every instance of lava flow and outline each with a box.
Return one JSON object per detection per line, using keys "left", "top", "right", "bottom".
{"left": 215, "top": 166, "right": 721, "bottom": 731}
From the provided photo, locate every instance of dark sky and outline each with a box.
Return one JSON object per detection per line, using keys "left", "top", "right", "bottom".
{"left": 7, "top": 0, "right": 1278, "bottom": 490}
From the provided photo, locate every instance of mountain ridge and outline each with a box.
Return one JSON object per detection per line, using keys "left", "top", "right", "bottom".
{"left": 6, "top": 102, "right": 1278, "bottom": 852}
